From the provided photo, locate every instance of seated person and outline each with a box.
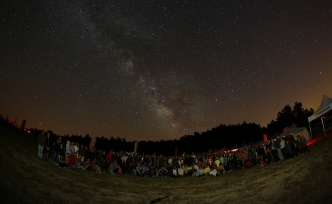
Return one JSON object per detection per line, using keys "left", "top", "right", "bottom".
{"left": 154, "top": 167, "right": 159, "bottom": 177}
{"left": 214, "top": 157, "right": 220, "bottom": 167}
{"left": 58, "top": 155, "right": 68, "bottom": 168}
{"left": 90, "top": 161, "right": 99, "bottom": 172}
{"left": 120, "top": 161, "right": 127, "bottom": 174}
{"left": 236, "top": 158, "right": 243, "bottom": 169}
{"left": 217, "top": 164, "right": 226, "bottom": 175}
{"left": 82, "top": 159, "right": 91, "bottom": 170}
{"left": 166, "top": 164, "right": 173, "bottom": 177}
{"left": 209, "top": 166, "right": 218, "bottom": 176}
{"left": 108, "top": 160, "right": 119, "bottom": 175}
{"left": 187, "top": 164, "right": 194, "bottom": 176}
{"left": 224, "top": 162, "right": 231, "bottom": 172}
{"left": 158, "top": 166, "right": 168, "bottom": 177}
{"left": 134, "top": 163, "right": 142, "bottom": 176}
{"left": 243, "top": 159, "right": 252, "bottom": 168}
{"left": 197, "top": 166, "right": 204, "bottom": 176}
{"left": 192, "top": 169, "right": 200, "bottom": 177}
{"left": 64, "top": 153, "right": 70, "bottom": 165}
{"left": 178, "top": 165, "right": 184, "bottom": 177}
{"left": 183, "top": 164, "right": 190, "bottom": 177}
{"left": 127, "top": 163, "right": 135, "bottom": 174}
{"left": 140, "top": 164, "right": 150, "bottom": 177}
{"left": 203, "top": 164, "right": 211, "bottom": 175}
{"left": 148, "top": 166, "right": 156, "bottom": 177}
{"left": 258, "top": 156, "right": 264, "bottom": 166}
{"left": 69, "top": 154, "right": 79, "bottom": 169}
{"left": 172, "top": 166, "right": 178, "bottom": 178}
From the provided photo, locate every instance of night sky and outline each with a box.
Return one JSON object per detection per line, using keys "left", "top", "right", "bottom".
{"left": 1, "top": 1, "right": 331, "bottom": 141}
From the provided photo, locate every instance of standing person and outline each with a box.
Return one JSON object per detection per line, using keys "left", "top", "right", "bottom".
{"left": 285, "top": 131, "right": 297, "bottom": 157}
{"left": 79, "top": 145, "right": 86, "bottom": 162}
{"left": 132, "top": 152, "right": 138, "bottom": 165}
{"left": 106, "top": 150, "right": 112, "bottom": 162}
{"left": 43, "top": 143, "right": 50, "bottom": 161}
{"left": 280, "top": 137, "right": 287, "bottom": 159}
{"left": 43, "top": 132, "right": 51, "bottom": 161}
{"left": 37, "top": 130, "right": 45, "bottom": 160}
{"left": 84, "top": 146, "right": 90, "bottom": 161}
{"left": 59, "top": 143, "right": 65, "bottom": 162}
{"left": 275, "top": 136, "right": 284, "bottom": 160}
{"left": 74, "top": 142, "right": 79, "bottom": 153}
{"left": 65, "top": 141, "right": 71, "bottom": 161}
{"left": 301, "top": 135, "right": 311, "bottom": 154}
{"left": 296, "top": 135, "right": 305, "bottom": 155}
{"left": 285, "top": 140, "right": 292, "bottom": 158}
{"left": 69, "top": 142, "right": 75, "bottom": 155}
{"left": 53, "top": 137, "right": 61, "bottom": 165}
{"left": 44, "top": 132, "right": 51, "bottom": 149}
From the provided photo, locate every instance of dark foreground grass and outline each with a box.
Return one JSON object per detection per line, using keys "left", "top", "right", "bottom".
{"left": 1, "top": 119, "right": 332, "bottom": 204}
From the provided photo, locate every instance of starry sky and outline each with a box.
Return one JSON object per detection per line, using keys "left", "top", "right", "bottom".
{"left": 1, "top": 0, "right": 332, "bottom": 141}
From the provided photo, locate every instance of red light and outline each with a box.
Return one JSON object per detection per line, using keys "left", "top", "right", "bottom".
{"left": 307, "top": 136, "right": 322, "bottom": 146}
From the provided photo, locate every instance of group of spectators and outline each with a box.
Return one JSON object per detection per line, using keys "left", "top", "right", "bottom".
{"left": 37, "top": 131, "right": 311, "bottom": 178}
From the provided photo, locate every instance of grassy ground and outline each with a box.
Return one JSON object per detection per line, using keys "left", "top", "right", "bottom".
{"left": 1, "top": 119, "right": 332, "bottom": 204}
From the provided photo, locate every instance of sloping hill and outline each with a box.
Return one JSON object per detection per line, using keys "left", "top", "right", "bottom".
{"left": 1, "top": 119, "right": 332, "bottom": 204}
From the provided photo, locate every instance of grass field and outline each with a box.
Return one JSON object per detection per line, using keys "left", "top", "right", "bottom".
{"left": 1, "top": 119, "right": 332, "bottom": 204}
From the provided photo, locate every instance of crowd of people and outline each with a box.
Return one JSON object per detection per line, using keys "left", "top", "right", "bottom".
{"left": 37, "top": 130, "right": 311, "bottom": 178}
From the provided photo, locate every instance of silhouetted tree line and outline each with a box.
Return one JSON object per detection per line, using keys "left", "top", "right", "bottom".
{"left": 27, "top": 102, "right": 314, "bottom": 156}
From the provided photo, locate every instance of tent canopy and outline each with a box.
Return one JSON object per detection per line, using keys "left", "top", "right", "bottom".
{"left": 279, "top": 127, "right": 310, "bottom": 142}
{"left": 308, "top": 95, "right": 332, "bottom": 122}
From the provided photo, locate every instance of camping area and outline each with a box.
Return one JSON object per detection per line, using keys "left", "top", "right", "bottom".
{"left": 1, "top": 119, "right": 332, "bottom": 204}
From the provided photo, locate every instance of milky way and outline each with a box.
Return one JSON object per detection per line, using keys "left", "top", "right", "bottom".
{"left": 1, "top": 1, "right": 331, "bottom": 141}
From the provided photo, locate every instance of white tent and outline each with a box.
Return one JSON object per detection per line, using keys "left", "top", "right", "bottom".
{"left": 279, "top": 127, "right": 310, "bottom": 142}
{"left": 308, "top": 95, "right": 332, "bottom": 138}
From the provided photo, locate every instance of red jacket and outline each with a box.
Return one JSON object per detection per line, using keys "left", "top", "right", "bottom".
{"left": 106, "top": 152, "right": 112, "bottom": 161}
{"left": 69, "top": 155, "right": 78, "bottom": 165}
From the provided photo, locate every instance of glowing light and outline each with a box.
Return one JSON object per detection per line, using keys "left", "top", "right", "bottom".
{"left": 307, "top": 135, "right": 323, "bottom": 146}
